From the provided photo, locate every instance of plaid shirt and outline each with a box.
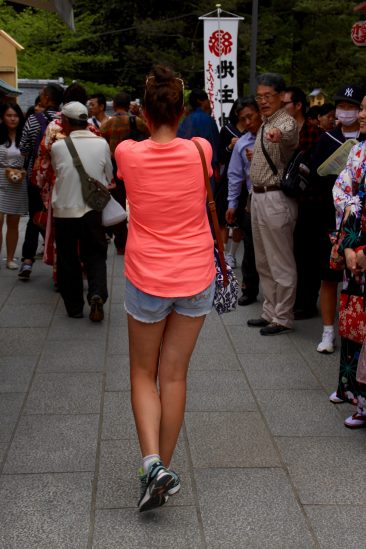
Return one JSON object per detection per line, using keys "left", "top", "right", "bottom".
{"left": 250, "top": 108, "right": 299, "bottom": 188}
{"left": 298, "top": 118, "right": 321, "bottom": 154}
{"left": 100, "top": 112, "right": 149, "bottom": 156}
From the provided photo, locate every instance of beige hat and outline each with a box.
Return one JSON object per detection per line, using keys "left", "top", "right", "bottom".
{"left": 61, "top": 101, "right": 88, "bottom": 121}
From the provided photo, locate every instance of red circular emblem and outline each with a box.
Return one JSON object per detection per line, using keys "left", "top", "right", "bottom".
{"left": 208, "top": 30, "right": 233, "bottom": 57}
{"left": 351, "top": 21, "right": 366, "bottom": 46}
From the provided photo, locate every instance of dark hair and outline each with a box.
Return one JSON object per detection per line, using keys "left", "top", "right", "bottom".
{"left": 44, "top": 83, "right": 64, "bottom": 107}
{"left": 318, "top": 102, "right": 335, "bottom": 117}
{"left": 144, "top": 65, "right": 184, "bottom": 127}
{"left": 63, "top": 83, "right": 87, "bottom": 105}
{"left": 240, "top": 95, "right": 260, "bottom": 112}
{"left": 89, "top": 93, "right": 107, "bottom": 110}
{"left": 189, "top": 89, "right": 208, "bottom": 110}
{"left": 113, "top": 92, "right": 131, "bottom": 110}
{"left": 285, "top": 86, "right": 307, "bottom": 116}
{"left": 306, "top": 105, "right": 321, "bottom": 120}
{"left": 257, "top": 72, "right": 286, "bottom": 93}
{"left": 0, "top": 102, "right": 25, "bottom": 147}
{"left": 228, "top": 97, "right": 256, "bottom": 125}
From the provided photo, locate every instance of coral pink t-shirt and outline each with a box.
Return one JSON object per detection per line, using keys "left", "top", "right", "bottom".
{"left": 115, "top": 137, "right": 216, "bottom": 297}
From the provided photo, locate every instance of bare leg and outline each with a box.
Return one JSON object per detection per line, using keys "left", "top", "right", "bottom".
{"left": 5, "top": 214, "right": 20, "bottom": 262}
{"left": 128, "top": 314, "right": 167, "bottom": 458}
{"left": 158, "top": 311, "right": 205, "bottom": 466}
{"left": 128, "top": 310, "right": 205, "bottom": 467}
{"left": 319, "top": 280, "right": 338, "bottom": 325}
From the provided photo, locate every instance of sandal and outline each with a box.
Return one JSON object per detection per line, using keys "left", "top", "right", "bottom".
{"left": 344, "top": 412, "right": 366, "bottom": 429}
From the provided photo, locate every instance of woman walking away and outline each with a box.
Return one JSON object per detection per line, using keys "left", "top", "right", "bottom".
{"left": 0, "top": 103, "right": 26, "bottom": 269}
{"left": 115, "top": 65, "right": 216, "bottom": 512}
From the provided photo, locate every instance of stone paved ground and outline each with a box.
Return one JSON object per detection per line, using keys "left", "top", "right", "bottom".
{"left": 1, "top": 219, "right": 366, "bottom": 548}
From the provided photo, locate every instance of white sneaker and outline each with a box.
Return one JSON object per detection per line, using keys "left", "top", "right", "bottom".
{"left": 225, "top": 253, "right": 236, "bottom": 269}
{"left": 317, "top": 331, "right": 335, "bottom": 353}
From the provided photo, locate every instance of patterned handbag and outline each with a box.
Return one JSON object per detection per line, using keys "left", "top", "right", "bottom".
{"left": 339, "top": 277, "right": 366, "bottom": 344}
{"left": 213, "top": 248, "right": 239, "bottom": 314}
{"left": 193, "top": 140, "right": 239, "bottom": 315}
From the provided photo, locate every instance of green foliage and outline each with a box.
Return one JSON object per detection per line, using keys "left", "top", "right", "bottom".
{"left": 1, "top": 0, "right": 365, "bottom": 101}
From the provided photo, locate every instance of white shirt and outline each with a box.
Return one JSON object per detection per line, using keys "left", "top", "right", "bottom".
{"left": 51, "top": 130, "right": 113, "bottom": 218}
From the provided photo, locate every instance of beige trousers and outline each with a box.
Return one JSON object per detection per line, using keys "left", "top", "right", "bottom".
{"left": 251, "top": 191, "right": 298, "bottom": 328}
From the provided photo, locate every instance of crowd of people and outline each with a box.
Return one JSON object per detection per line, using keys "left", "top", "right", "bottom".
{"left": 1, "top": 66, "right": 366, "bottom": 513}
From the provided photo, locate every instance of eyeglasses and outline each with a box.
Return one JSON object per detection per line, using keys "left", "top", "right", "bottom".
{"left": 255, "top": 92, "right": 279, "bottom": 103}
{"left": 282, "top": 101, "right": 293, "bottom": 105}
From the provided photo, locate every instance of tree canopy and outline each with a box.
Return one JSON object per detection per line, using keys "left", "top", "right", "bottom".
{"left": 1, "top": 0, "right": 365, "bottom": 100}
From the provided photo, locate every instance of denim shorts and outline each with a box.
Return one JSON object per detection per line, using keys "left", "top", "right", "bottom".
{"left": 124, "top": 278, "right": 215, "bottom": 323}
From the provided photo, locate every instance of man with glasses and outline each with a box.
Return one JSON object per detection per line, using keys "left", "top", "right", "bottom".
{"left": 247, "top": 73, "right": 299, "bottom": 335}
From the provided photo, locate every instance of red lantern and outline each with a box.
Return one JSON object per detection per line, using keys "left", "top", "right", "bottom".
{"left": 351, "top": 21, "right": 366, "bottom": 46}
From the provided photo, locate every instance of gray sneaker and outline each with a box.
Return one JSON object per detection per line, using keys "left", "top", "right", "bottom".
{"left": 138, "top": 461, "right": 175, "bottom": 512}
{"left": 18, "top": 263, "right": 32, "bottom": 280}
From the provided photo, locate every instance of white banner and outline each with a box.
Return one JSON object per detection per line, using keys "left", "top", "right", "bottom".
{"left": 201, "top": 17, "right": 241, "bottom": 129}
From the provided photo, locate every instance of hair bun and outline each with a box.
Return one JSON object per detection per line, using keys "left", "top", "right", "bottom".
{"left": 151, "top": 64, "right": 175, "bottom": 84}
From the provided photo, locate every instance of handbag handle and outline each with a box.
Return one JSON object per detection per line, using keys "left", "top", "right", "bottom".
{"left": 193, "top": 139, "right": 228, "bottom": 287}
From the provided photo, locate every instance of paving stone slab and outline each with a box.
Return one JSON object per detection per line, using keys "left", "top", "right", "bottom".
{"left": 238, "top": 353, "right": 319, "bottom": 390}
{"left": 107, "top": 325, "right": 130, "bottom": 355}
{"left": 255, "top": 389, "right": 352, "bottom": 437}
{"left": 189, "top": 350, "right": 240, "bottom": 371}
{"left": 195, "top": 468, "right": 315, "bottom": 548}
{"left": 48, "top": 315, "right": 108, "bottom": 340}
{"left": 221, "top": 300, "right": 263, "bottom": 326}
{"left": 38, "top": 339, "right": 106, "bottom": 372}
{"left": 0, "top": 356, "right": 36, "bottom": 392}
{"left": 0, "top": 393, "right": 24, "bottom": 442}
{"left": 0, "top": 472, "right": 92, "bottom": 549}
{"left": 304, "top": 505, "right": 366, "bottom": 549}
{"left": 109, "top": 304, "right": 128, "bottom": 327}
{"left": 8, "top": 280, "right": 59, "bottom": 304}
{"left": 3, "top": 414, "right": 99, "bottom": 474}
{"left": 186, "top": 370, "right": 256, "bottom": 411}
{"left": 0, "top": 302, "right": 56, "bottom": 328}
{"left": 96, "top": 438, "right": 193, "bottom": 509}
{"left": 102, "top": 391, "right": 136, "bottom": 440}
{"left": 105, "top": 356, "right": 130, "bottom": 392}
{"left": 277, "top": 436, "right": 366, "bottom": 504}
{"left": 93, "top": 507, "right": 203, "bottom": 549}
{"left": 0, "top": 327, "right": 47, "bottom": 356}
{"left": 0, "top": 442, "right": 7, "bottom": 464}
{"left": 185, "top": 411, "right": 280, "bottom": 467}
{"left": 193, "top": 326, "right": 233, "bottom": 355}
{"left": 300, "top": 351, "right": 340, "bottom": 393}
{"left": 24, "top": 372, "right": 103, "bottom": 414}
{"left": 228, "top": 324, "right": 293, "bottom": 354}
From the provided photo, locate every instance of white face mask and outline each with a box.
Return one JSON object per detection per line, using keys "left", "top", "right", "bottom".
{"left": 336, "top": 108, "right": 359, "bottom": 127}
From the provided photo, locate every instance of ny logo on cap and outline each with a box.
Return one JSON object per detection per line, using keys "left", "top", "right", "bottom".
{"left": 345, "top": 87, "right": 354, "bottom": 97}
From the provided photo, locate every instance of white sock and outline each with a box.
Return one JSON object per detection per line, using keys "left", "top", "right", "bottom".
{"left": 230, "top": 241, "right": 240, "bottom": 258}
{"left": 323, "top": 325, "right": 334, "bottom": 334}
{"left": 142, "top": 454, "right": 160, "bottom": 474}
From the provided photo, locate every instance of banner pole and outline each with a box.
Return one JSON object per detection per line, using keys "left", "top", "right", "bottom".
{"left": 249, "top": 0, "right": 258, "bottom": 95}
{"left": 216, "top": 3, "right": 223, "bottom": 126}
